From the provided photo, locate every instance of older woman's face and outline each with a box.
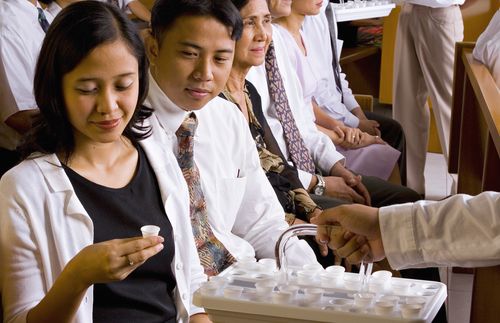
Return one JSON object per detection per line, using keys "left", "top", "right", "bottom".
{"left": 234, "top": 0, "right": 272, "bottom": 69}
{"left": 291, "top": 0, "right": 323, "bottom": 16}
{"left": 267, "top": 0, "right": 291, "bottom": 18}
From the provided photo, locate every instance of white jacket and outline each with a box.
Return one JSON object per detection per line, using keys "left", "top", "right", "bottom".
{"left": 0, "top": 135, "right": 206, "bottom": 323}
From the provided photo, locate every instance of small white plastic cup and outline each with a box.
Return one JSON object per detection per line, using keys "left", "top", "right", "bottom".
{"left": 303, "top": 263, "right": 324, "bottom": 272}
{"left": 374, "top": 301, "right": 395, "bottom": 315}
{"left": 255, "top": 281, "right": 276, "bottom": 296}
{"left": 200, "top": 281, "right": 221, "bottom": 295}
{"left": 320, "top": 272, "right": 343, "bottom": 288}
{"left": 406, "top": 296, "right": 426, "bottom": 306}
{"left": 371, "top": 270, "right": 392, "bottom": 281}
{"left": 326, "top": 298, "right": 352, "bottom": 312}
{"left": 353, "top": 293, "right": 376, "bottom": 307}
{"left": 299, "top": 288, "right": 324, "bottom": 306}
{"left": 391, "top": 280, "right": 410, "bottom": 295}
{"left": 400, "top": 303, "right": 423, "bottom": 318}
{"left": 325, "top": 265, "right": 345, "bottom": 275}
{"left": 223, "top": 286, "right": 243, "bottom": 298}
{"left": 368, "top": 277, "right": 388, "bottom": 293}
{"left": 343, "top": 273, "right": 362, "bottom": 290}
{"left": 379, "top": 295, "right": 400, "bottom": 306}
{"left": 296, "top": 270, "right": 317, "bottom": 285}
{"left": 272, "top": 291, "right": 293, "bottom": 304}
{"left": 141, "top": 225, "right": 160, "bottom": 237}
{"left": 278, "top": 284, "right": 300, "bottom": 297}
{"left": 258, "top": 258, "right": 277, "bottom": 272}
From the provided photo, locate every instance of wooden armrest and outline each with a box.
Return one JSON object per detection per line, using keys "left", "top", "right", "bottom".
{"left": 354, "top": 94, "right": 374, "bottom": 112}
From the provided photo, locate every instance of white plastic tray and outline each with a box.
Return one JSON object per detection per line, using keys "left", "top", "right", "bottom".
{"left": 193, "top": 263, "right": 447, "bottom": 323}
{"left": 333, "top": 1, "right": 396, "bottom": 22}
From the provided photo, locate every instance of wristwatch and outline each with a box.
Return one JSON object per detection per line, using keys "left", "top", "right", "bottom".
{"left": 313, "top": 174, "right": 326, "bottom": 196}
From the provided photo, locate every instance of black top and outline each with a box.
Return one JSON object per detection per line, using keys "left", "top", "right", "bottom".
{"left": 64, "top": 145, "right": 177, "bottom": 323}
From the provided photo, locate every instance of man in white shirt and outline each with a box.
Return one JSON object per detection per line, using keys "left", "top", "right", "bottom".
{"left": 392, "top": 0, "right": 469, "bottom": 195}
{"left": 248, "top": 1, "right": 421, "bottom": 209}
{"left": 472, "top": 9, "right": 500, "bottom": 89}
{"left": 144, "top": 0, "right": 318, "bottom": 273}
{"left": 313, "top": 191, "right": 500, "bottom": 269}
{"left": 0, "top": 0, "right": 53, "bottom": 177}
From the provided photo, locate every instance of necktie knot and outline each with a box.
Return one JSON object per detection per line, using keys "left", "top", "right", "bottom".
{"left": 176, "top": 113, "right": 198, "bottom": 139}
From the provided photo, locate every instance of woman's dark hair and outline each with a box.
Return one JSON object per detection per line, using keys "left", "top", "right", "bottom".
{"left": 230, "top": 0, "right": 250, "bottom": 11}
{"left": 151, "top": 0, "right": 243, "bottom": 45}
{"left": 21, "top": 1, "right": 151, "bottom": 162}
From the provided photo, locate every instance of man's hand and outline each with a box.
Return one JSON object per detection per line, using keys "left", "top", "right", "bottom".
{"left": 358, "top": 119, "right": 381, "bottom": 137}
{"left": 311, "top": 204, "right": 386, "bottom": 264}
{"left": 329, "top": 163, "right": 371, "bottom": 206}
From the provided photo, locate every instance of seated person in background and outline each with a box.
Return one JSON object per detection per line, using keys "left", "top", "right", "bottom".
{"left": 473, "top": 9, "right": 500, "bottom": 88}
{"left": 144, "top": 0, "right": 319, "bottom": 276}
{"left": 273, "top": 0, "right": 402, "bottom": 184}
{"left": 221, "top": 0, "right": 358, "bottom": 263}
{"left": 0, "top": 3, "right": 207, "bottom": 322}
{"left": 247, "top": 0, "right": 420, "bottom": 209}
{"left": 313, "top": 191, "right": 500, "bottom": 269}
{"left": 108, "top": 0, "right": 151, "bottom": 23}
{"left": 0, "top": 0, "right": 54, "bottom": 177}
{"left": 40, "top": 0, "right": 79, "bottom": 17}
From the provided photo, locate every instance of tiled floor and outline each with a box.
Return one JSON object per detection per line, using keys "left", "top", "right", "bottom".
{"left": 425, "top": 152, "right": 474, "bottom": 323}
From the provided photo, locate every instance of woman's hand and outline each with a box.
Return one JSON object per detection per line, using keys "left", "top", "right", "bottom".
{"left": 66, "top": 236, "right": 164, "bottom": 290}
{"left": 352, "top": 132, "right": 386, "bottom": 148}
{"left": 190, "top": 313, "right": 212, "bottom": 323}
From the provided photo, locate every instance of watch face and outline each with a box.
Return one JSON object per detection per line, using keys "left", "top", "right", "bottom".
{"left": 314, "top": 186, "right": 325, "bottom": 196}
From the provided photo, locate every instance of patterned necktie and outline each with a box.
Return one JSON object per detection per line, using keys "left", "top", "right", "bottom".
{"left": 175, "top": 113, "right": 236, "bottom": 276}
{"left": 37, "top": 7, "right": 50, "bottom": 33}
{"left": 325, "top": 4, "right": 344, "bottom": 102}
{"left": 265, "top": 42, "right": 316, "bottom": 173}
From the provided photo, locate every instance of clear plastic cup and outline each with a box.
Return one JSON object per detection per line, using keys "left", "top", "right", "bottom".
{"left": 223, "top": 286, "right": 243, "bottom": 298}
{"left": 255, "top": 281, "right": 276, "bottom": 296}
{"left": 329, "top": 298, "right": 353, "bottom": 309}
{"left": 299, "top": 288, "right": 324, "bottom": 306}
{"left": 371, "top": 270, "right": 392, "bottom": 281}
{"left": 141, "top": 225, "right": 160, "bottom": 237}
{"left": 258, "top": 258, "right": 277, "bottom": 272}
{"left": 296, "top": 270, "right": 317, "bottom": 285}
{"left": 400, "top": 303, "right": 423, "bottom": 318}
{"left": 272, "top": 291, "right": 293, "bottom": 304}
{"left": 353, "top": 292, "right": 376, "bottom": 307}
{"left": 374, "top": 301, "right": 395, "bottom": 315}
{"left": 343, "top": 273, "right": 362, "bottom": 290}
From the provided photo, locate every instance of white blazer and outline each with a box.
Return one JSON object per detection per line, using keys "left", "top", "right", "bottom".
{"left": 0, "top": 135, "right": 206, "bottom": 323}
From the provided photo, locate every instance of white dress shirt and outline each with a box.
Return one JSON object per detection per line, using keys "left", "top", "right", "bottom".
{"left": 380, "top": 192, "right": 500, "bottom": 269}
{"left": 473, "top": 10, "right": 500, "bottom": 89}
{"left": 0, "top": 0, "right": 53, "bottom": 149}
{"left": 145, "top": 73, "right": 318, "bottom": 267}
{"left": 301, "top": 0, "right": 361, "bottom": 128}
{"left": 247, "top": 25, "right": 345, "bottom": 189}
{"left": 46, "top": 1, "right": 62, "bottom": 17}
{"left": 401, "top": 0, "right": 464, "bottom": 8}
{"left": 0, "top": 136, "right": 206, "bottom": 323}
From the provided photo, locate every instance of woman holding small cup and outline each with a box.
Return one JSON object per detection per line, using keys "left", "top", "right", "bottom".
{"left": 0, "top": 2, "right": 208, "bottom": 323}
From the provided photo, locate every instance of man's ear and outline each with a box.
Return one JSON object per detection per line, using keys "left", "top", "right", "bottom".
{"left": 144, "top": 29, "right": 159, "bottom": 64}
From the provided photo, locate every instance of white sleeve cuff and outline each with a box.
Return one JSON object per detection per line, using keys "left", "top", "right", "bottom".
{"left": 379, "top": 203, "right": 423, "bottom": 270}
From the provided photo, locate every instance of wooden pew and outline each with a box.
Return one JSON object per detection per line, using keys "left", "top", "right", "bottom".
{"left": 448, "top": 42, "right": 500, "bottom": 323}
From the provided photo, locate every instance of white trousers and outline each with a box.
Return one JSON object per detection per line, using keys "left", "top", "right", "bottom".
{"left": 393, "top": 3, "right": 463, "bottom": 194}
